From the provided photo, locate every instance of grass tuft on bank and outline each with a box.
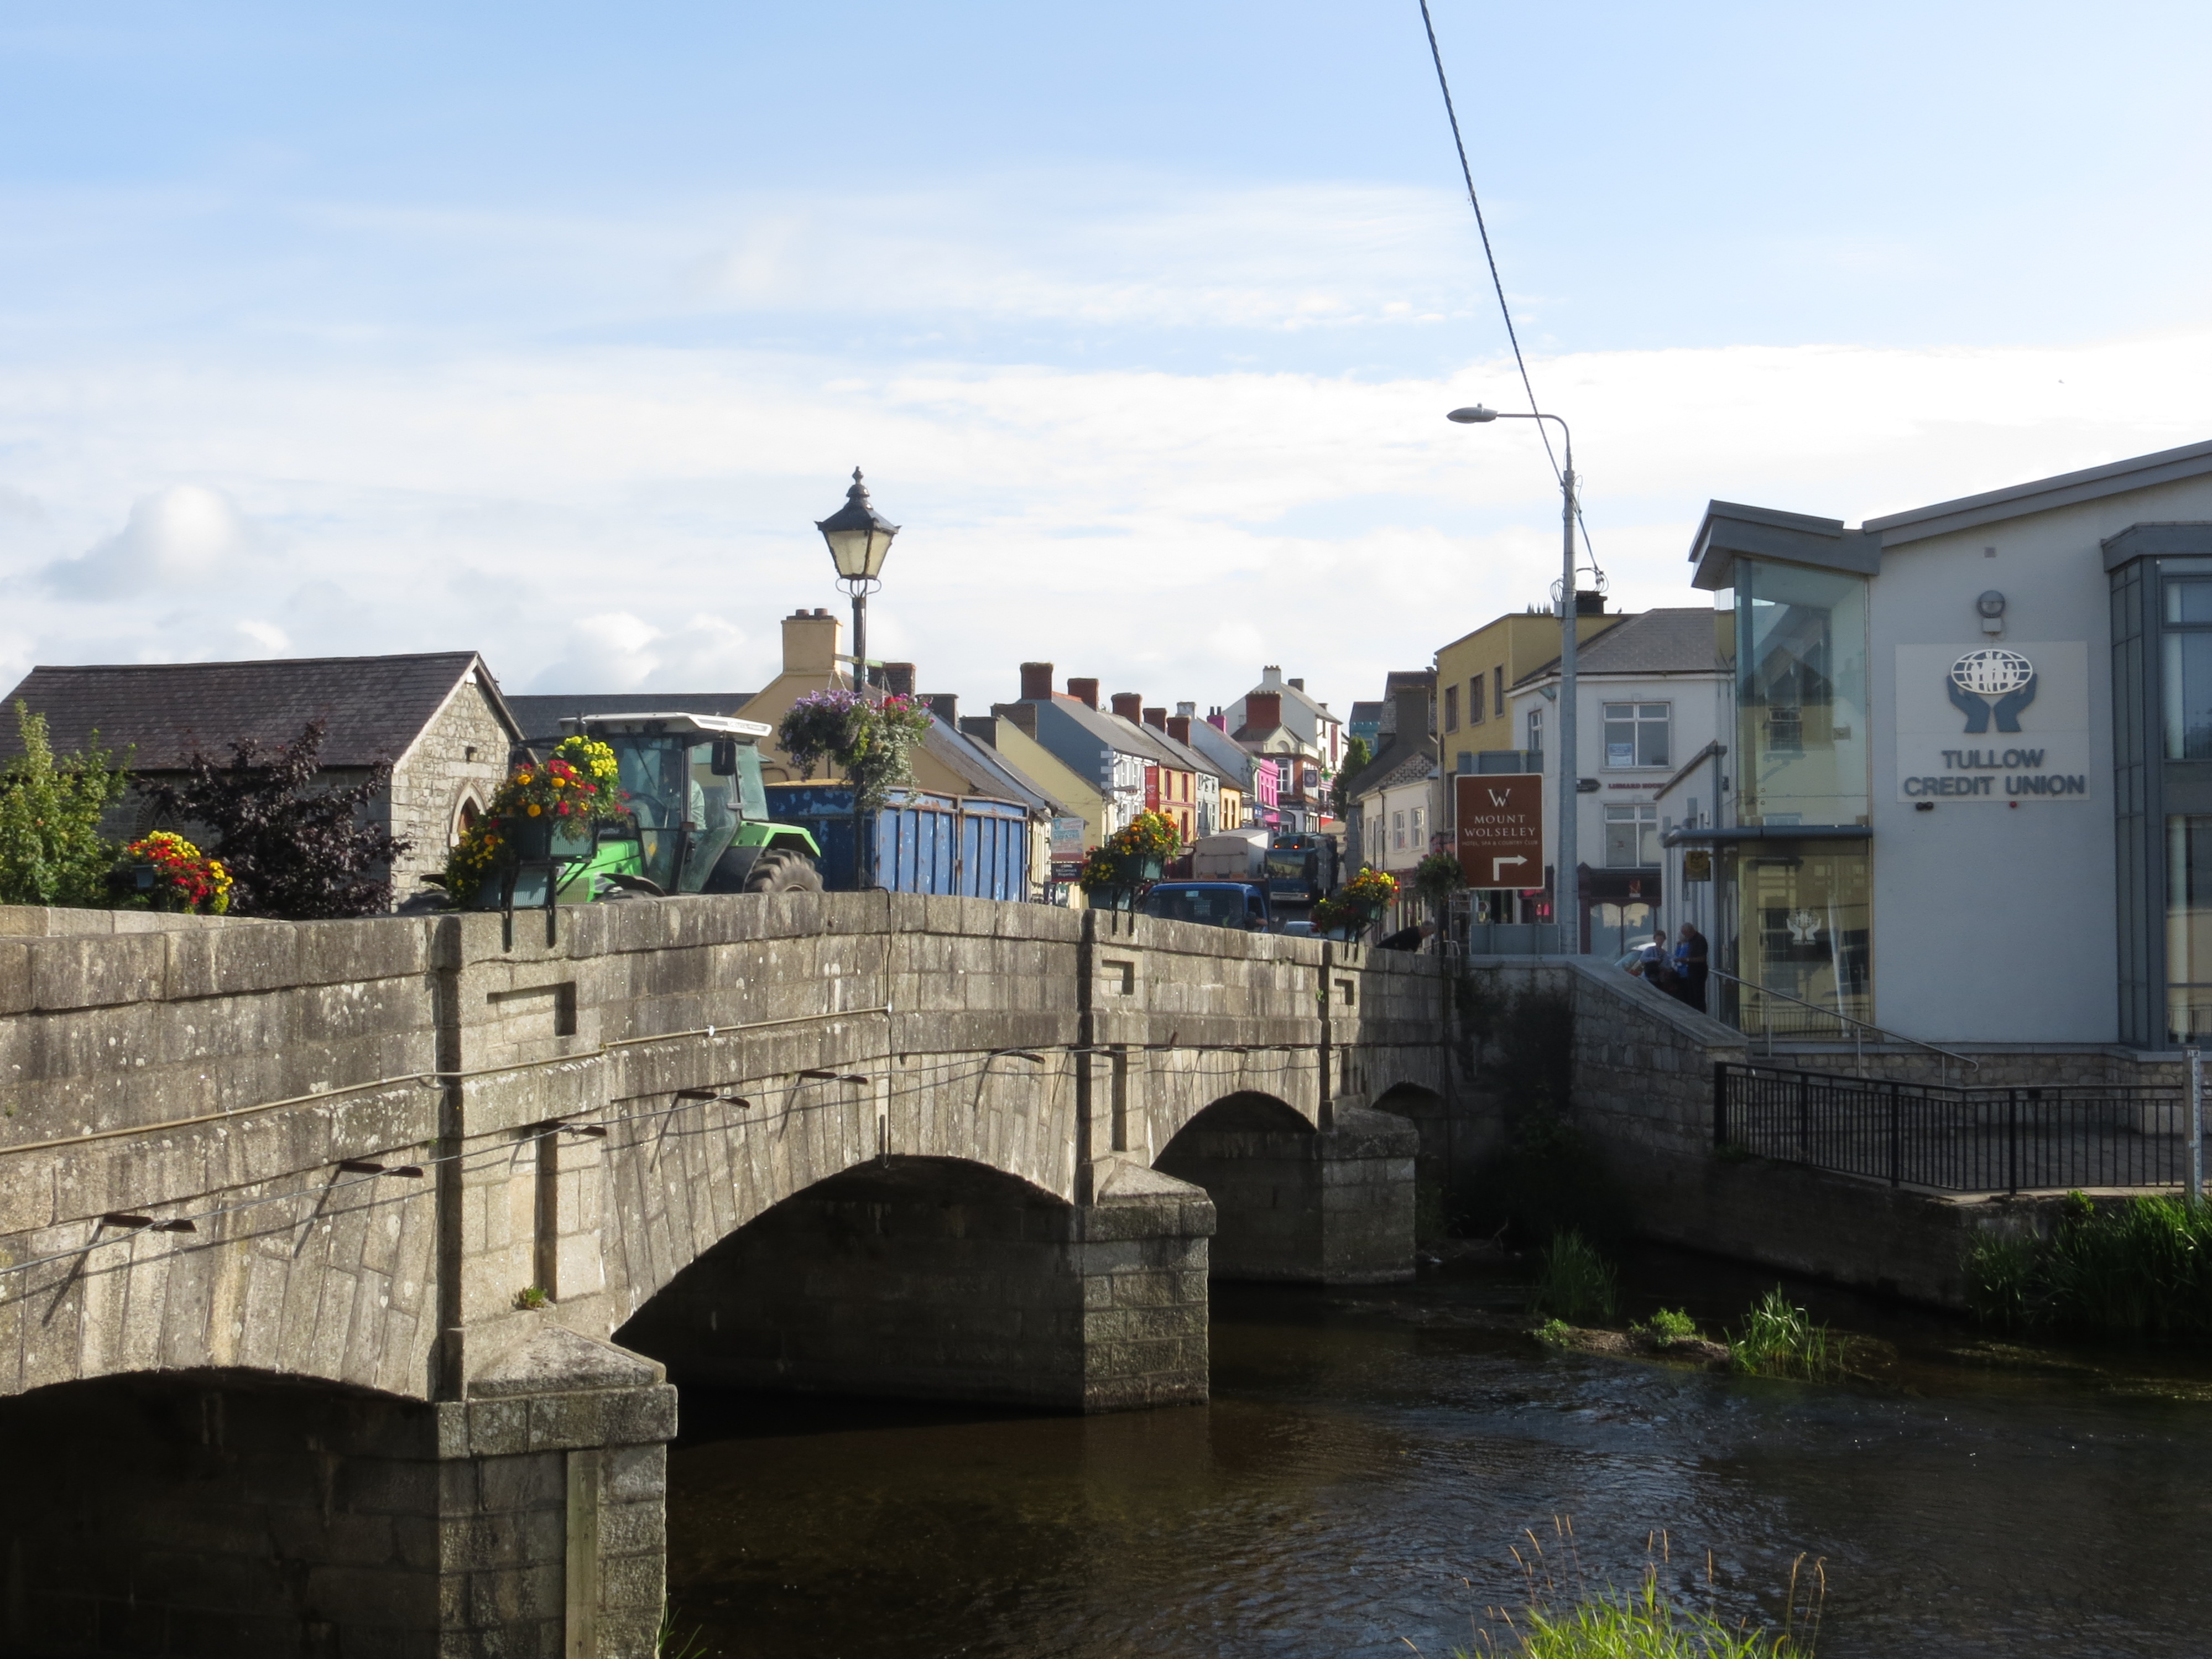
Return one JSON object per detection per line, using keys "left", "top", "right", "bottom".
{"left": 1528, "top": 1229, "right": 1619, "bottom": 1324}
{"left": 1451, "top": 1524, "right": 1823, "bottom": 1657}
{"left": 1726, "top": 1287, "right": 1846, "bottom": 1381}
{"left": 1968, "top": 1191, "right": 2212, "bottom": 1347}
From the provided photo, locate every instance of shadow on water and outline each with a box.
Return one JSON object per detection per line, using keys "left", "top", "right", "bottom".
{"left": 665, "top": 1245, "right": 2212, "bottom": 1658}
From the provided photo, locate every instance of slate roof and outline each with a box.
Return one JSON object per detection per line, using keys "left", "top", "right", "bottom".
{"left": 506, "top": 692, "right": 756, "bottom": 743}
{"left": 0, "top": 653, "right": 517, "bottom": 771}
{"left": 1515, "top": 608, "right": 1719, "bottom": 684}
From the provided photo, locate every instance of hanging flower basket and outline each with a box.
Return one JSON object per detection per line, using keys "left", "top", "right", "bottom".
{"left": 109, "top": 832, "right": 233, "bottom": 914}
{"left": 1314, "top": 866, "right": 1401, "bottom": 936}
{"left": 442, "top": 735, "right": 627, "bottom": 904}
{"left": 1077, "top": 811, "right": 1184, "bottom": 906}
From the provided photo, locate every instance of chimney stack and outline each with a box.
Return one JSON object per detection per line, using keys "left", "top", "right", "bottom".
{"left": 925, "top": 692, "right": 957, "bottom": 724}
{"left": 1288, "top": 677, "right": 1305, "bottom": 691}
{"left": 1067, "top": 677, "right": 1100, "bottom": 709}
{"left": 991, "top": 701, "right": 1040, "bottom": 739}
{"left": 1110, "top": 692, "right": 1143, "bottom": 722}
{"left": 884, "top": 662, "right": 916, "bottom": 697}
{"left": 1142, "top": 706, "right": 1167, "bottom": 731}
{"left": 1393, "top": 684, "right": 1433, "bottom": 744}
{"left": 960, "top": 714, "right": 997, "bottom": 746}
{"left": 1166, "top": 715, "right": 1192, "bottom": 745}
{"left": 1260, "top": 665, "right": 1284, "bottom": 686}
{"left": 1207, "top": 707, "right": 1227, "bottom": 731}
{"left": 1245, "top": 692, "right": 1282, "bottom": 733}
{"left": 1019, "top": 662, "right": 1055, "bottom": 701}
{"left": 1175, "top": 701, "right": 1196, "bottom": 719}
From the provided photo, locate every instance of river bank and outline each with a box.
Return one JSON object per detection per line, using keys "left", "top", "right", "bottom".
{"left": 664, "top": 1244, "right": 2212, "bottom": 1657}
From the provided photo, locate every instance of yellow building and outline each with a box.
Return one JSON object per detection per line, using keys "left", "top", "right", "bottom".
{"left": 747, "top": 608, "right": 976, "bottom": 798}
{"left": 1433, "top": 609, "right": 1621, "bottom": 768}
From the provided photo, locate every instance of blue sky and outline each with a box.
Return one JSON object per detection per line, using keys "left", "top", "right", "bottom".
{"left": 2, "top": 3, "right": 2208, "bottom": 715}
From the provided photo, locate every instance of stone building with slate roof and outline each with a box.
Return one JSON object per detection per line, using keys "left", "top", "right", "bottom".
{"left": 0, "top": 651, "right": 525, "bottom": 906}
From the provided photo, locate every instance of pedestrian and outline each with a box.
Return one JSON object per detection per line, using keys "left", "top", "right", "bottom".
{"left": 1378, "top": 919, "right": 1436, "bottom": 953}
{"left": 1674, "top": 920, "right": 1709, "bottom": 1011}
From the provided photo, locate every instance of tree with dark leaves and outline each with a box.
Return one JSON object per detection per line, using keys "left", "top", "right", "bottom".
{"left": 139, "top": 720, "right": 410, "bottom": 919}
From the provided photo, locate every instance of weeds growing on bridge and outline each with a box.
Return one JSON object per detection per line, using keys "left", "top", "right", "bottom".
{"left": 1966, "top": 1190, "right": 2212, "bottom": 1347}
{"left": 1728, "top": 1288, "right": 1844, "bottom": 1383}
{"left": 1441, "top": 1520, "right": 1823, "bottom": 1658}
{"left": 1528, "top": 1229, "right": 1619, "bottom": 1324}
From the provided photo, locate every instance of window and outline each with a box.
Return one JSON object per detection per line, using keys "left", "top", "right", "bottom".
{"left": 1443, "top": 685, "right": 1459, "bottom": 731}
{"left": 1392, "top": 810, "right": 1405, "bottom": 850}
{"left": 1602, "top": 702, "right": 1671, "bottom": 768}
{"left": 2164, "top": 578, "right": 2212, "bottom": 759}
{"left": 1526, "top": 706, "right": 1543, "bottom": 755}
{"left": 1495, "top": 666, "right": 1505, "bottom": 717}
{"left": 1603, "top": 804, "right": 1659, "bottom": 867}
{"left": 1469, "top": 676, "right": 1485, "bottom": 723}
{"left": 1411, "top": 806, "right": 1425, "bottom": 846}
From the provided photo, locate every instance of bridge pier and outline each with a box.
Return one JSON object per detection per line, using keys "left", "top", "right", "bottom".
{"left": 1155, "top": 1097, "right": 1417, "bottom": 1284}
{"left": 0, "top": 1327, "right": 672, "bottom": 1658}
{"left": 618, "top": 1157, "right": 1214, "bottom": 1411}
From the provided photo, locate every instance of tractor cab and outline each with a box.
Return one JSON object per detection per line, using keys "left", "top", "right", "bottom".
{"left": 566, "top": 712, "right": 774, "bottom": 894}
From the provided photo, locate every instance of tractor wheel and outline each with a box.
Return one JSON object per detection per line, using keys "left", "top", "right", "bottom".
{"left": 744, "top": 850, "right": 825, "bottom": 894}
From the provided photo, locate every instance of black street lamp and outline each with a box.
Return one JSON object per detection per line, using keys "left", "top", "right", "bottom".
{"left": 815, "top": 468, "right": 901, "bottom": 700}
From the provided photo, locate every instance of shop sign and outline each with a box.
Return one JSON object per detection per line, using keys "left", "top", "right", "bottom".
{"left": 1682, "top": 849, "right": 1712, "bottom": 882}
{"left": 1454, "top": 773, "right": 1546, "bottom": 889}
{"left": 1050, "top": 816, "right": 1087, "bottom": 881}
{"left": 1895, "top": 642, "right": 2090, "bottom": 802}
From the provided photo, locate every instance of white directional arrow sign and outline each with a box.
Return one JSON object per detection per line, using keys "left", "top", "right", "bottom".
{"left": 1455, "top": 773, "right": 1547, "bottom": 891}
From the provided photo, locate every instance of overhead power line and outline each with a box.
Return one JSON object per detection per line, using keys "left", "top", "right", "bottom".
{"left": 1417, "top": 0, "right": 1603, "bottom": 586}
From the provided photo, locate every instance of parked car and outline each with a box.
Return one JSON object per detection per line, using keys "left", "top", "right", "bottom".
{"left": 1139, "top": 880, "right": 1271, "bottom": 931}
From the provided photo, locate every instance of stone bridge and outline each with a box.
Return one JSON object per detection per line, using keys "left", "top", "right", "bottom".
{"left": 0, "top": 896, "right": 1449, "bottom": 1658}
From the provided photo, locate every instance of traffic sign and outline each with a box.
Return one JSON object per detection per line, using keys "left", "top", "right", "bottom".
{"left": 1454, "top": 773, "right": 1547, "bottom": 891}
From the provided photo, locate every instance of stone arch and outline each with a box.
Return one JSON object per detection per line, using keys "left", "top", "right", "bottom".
{"left": 0, "top": 1367, "right": 446, "bottom": 1652}
{"left": 450, "top": 784, "right": 487, "bottom": 848}
{"left": 1370, "top": 1079, "right": 1454, "bottom": 1243}
{"left": 613, "top": 1155, "right": 1202, "bottom": 1411}
{"left": 1154, "top": 1091, "right": 1416, "bottom": 1285}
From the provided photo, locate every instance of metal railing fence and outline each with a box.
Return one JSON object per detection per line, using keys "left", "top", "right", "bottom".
{"left": 1708, "top": 966, "right": 1979, "bottom": 1083}
{"left": 1714, "top": 1062, "right": 2189, "bottom": 1193}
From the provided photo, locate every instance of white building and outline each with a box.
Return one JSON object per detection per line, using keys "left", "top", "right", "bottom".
{"left": 1503, "top": 609, "right": 1728, "bottom": 955}
{"left": 1672, "top": 437, "right": 2212, "bottom": 1047}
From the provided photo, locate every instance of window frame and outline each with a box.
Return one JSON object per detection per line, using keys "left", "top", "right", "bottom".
{"left": 1600, "top": 700, "right": 1672, "bottom": 770}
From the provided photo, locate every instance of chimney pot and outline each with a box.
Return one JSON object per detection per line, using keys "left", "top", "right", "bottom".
{"left": 1067, "top": 677, "right": 1100, "bottom": 709}
{"left": 1019, "top": 661, "right": 1055, "bottom": 701}
{"left": 1110, "top": 692, "right": 1144, "bottom": 722}
{"left": 1142, "top": 706, "right": 1167, "bottom": 730}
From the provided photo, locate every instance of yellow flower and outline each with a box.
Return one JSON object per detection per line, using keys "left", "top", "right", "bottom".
{"left": 527, "top": 804, "right": 542, "bottom": 816}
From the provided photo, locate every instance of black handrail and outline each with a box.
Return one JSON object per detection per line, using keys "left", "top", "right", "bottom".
{"left": 1712, "top": 1061, "right": 2189, "bottom": 1193}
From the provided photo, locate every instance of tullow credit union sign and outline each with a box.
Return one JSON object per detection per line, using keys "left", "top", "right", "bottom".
{"left": 1894, "top": 641, "right": 2090, "bottom": 802}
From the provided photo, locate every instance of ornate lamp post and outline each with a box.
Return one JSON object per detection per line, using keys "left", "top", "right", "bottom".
{"left": 815, "top": 468, "right": 901, "bottom": 700}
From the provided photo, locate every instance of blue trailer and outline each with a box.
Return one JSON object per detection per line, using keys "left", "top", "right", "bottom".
{"left": 763, "top": 784, "right": 1032, "bottom": 900}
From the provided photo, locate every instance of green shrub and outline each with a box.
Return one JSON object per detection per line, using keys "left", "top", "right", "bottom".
{"left": 0, "top": 701, "right": 132, "bottom": 908}
{"left": 1530, "top": 1228, "right": 1619, "bottom": 1324}
{"left": 1639, "top": 1307, "right": 1701, "bottom": 1344}
{"left": 1729, "top": 1287, "right": 1844, "bottom": 1381}
{"left": 1965, "top": 1192, "right": 2212, "bottom": 1346}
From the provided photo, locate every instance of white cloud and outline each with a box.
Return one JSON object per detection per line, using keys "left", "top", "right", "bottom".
{"left": 41, "top": 483, "right": 259, "bottom": 599}
{"left": 1, "top": 326, "right": 2206, "bottom": 712}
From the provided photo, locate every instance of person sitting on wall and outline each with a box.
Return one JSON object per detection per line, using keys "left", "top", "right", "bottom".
{"left": 1378, "top": 919, "right": 1436, "bottom": 952}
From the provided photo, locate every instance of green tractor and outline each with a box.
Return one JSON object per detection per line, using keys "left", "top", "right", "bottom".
{"left": 477, "top": 712, "right": 825, "bottom": 910}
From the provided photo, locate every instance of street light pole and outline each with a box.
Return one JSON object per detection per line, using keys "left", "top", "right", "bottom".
{"left": 815, "top": 468, "right": 902, "bottom": 890}
{"left": 815, "top": 468, "right": 901, "bottom": 704}
{"left": 1448, "top": 405, "right": 1583, "bottom": 952}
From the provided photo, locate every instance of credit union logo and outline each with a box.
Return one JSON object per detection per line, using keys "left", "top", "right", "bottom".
{"left": 1947, "top": 646, "right": 2036, "bottom": 734}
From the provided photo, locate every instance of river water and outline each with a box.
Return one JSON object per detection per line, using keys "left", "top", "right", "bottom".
{"left": 664, "top": 1247, "right": 2212, "bottom": 1657}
